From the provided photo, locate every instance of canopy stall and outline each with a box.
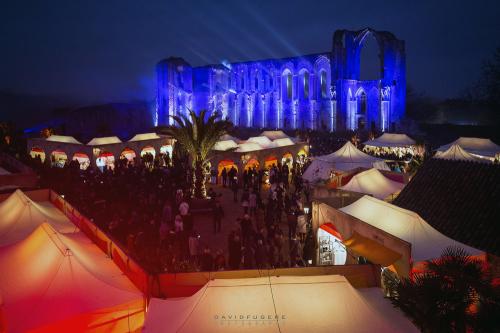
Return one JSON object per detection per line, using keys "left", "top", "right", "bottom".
{"left": 0, "top": 223, "right": 144, "bottom": 333}
{"left": 302, "top": 141, "right": 388, "bottom": 183}
{"left": 339, "top": 196, "right": 483, "bottom": 264}
{"left": 213, "top": 139, "right": 239, "bottom": 151}
{"left": 260, "top": 130, "right": 290, "bottom": 140}
{"left": 339, "top": 168, "right": 404, "bottom": 200}
{"left": 363, "top": 133, "right": 418, "bottom": 158}
{"left": 144, "top": 275, "right": 417, "bottom": 333}
{"left": 434, "top": 143, "right": 489, "bottom": 163}
{"left": 436, "top": 137, "right": 500, "bottom": 161}
{"left": 0, "top": 189, "right": 77, "bottom": 246}
{"left": 363, "top": 133, "right": 416, "bottom": 148}
{"left": 247, "top": 136, "right": 273, "bottom": 148}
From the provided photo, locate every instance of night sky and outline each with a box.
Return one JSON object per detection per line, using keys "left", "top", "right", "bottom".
{"left": 1, "top": 0, "right": 499, "bottom": 105}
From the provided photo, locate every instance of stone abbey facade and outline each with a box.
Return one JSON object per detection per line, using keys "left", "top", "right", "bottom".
{"left": 156, "top": 28, "right": 405, "bottom": 132}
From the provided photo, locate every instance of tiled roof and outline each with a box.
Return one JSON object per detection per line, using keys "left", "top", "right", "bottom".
{"left": 393, "top": 158, "right": 500, "bottom": 256}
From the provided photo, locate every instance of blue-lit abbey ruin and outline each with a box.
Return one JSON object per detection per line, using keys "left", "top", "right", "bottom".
{"left": 156, "top": 28, "right": 405, "bottom": 132}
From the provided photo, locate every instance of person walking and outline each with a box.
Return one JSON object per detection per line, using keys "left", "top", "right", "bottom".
{"left": 213, "top": 201, "right": 224, "bottom": 234}
{"left": 221, "top": 168, "right": 227, "bottom": 187}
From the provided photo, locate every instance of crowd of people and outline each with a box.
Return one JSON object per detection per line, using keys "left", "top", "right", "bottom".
{"left": 29, "top": 149, "right": 313, "bottom": 274}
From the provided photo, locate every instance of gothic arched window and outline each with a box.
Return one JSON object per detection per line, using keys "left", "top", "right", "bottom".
{"left": 320, "top": 70, "right": 327, "bottom": 98}
{"left": 286, "top": 73, "right": 292, "bottom": 100}
{"left": 303, "top": 71, "right": 309, "bottom": 99}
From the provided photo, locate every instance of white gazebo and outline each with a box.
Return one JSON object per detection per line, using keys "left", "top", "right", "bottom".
{"left": 144, "top": 275, "right": 417, "bottom": 333}
{"left": 302, "top": 141, "right": 389, "bottom": 183}
{"left": 339, "top": 168, "right": 405, "bottom": 200}
{"left": 436, "top": 137, "right": 500, "bottom": 161}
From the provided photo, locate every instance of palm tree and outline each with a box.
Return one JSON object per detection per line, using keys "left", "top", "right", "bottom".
{"left": 389, "top": 246, "right": 499, "bottom": 333}
{"left": 168, "top": 110, "right": 231, "bottom": 198}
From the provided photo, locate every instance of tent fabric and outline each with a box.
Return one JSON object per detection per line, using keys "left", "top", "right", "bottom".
{"left": 128, "top": 133, "right": 161, "bottom": 142}
{"left": 235, "top": 142, "right": 264, "bottom": 153}
{"left": 339, "top": 195, "right": 483, "bottom": 262}
{"left": 260, "top": 130, "right": 290, "bottom": 140}
{"left": 343, "top": 231, "right": 402, "bottom": 266}
{"left": 319, "top": 222, "right": 343, "bottom": 240}
{"left": 144, "top": 275, "right": 417, "bottom": 333}
{"left": 436, "top": 137, "right": 500, "bottom": 159}
{"left": 46, "top": 135, "right": 82, "bottom": 145}
{"left": 87, "top": 136, "right": 122, "bottom": 146}
{"left": 0, "top": 223, "right": 144, "bottom": 333}
{"left": 339, "top": 168, "right": 404, "bottom": 200}
{"left": 272, "top": 137, "right": 295, "bottom": 147}
{"left": 0, "top": 189, "right": 78, "bottom": 246}
{"left": 247, "top": 136, "right": 273, "bottom": 148}
{"left": 363, "top": 133, "right": 416, "bottom": 148}
{"left": 434, "top": 143, "right": 489, "bottom": 163}
{"left": 219, "top": 134, "right": 240, "bottom": 142}
{"left": 0, "top": 167, "right": 10, "bottom": 176}
{"left": 302, "top": 141, "right": 388, "bottom": 182}
{"left": 213, "top": 140, "right": 239, "bottom": 151}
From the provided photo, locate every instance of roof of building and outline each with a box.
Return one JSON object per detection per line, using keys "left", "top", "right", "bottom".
{"left": 434, "top": 144, "right": 490, "bottom": 163}
{"left": 436, "top": 137, "right": 500, "bottom": 159}
{"left": 128, "top": 132, "right": 161, "bottom": 142}
{"left": 87, "top": 136, "right": 123, "bottom": 146}
{"left": 393, "top": 158, "right": 500, "bottom": 256}
{"left": 46, "top": 135, "right": 82, "bottom": 145}
{"left": 363, "top": 133, "right": 416, "bottom": 148}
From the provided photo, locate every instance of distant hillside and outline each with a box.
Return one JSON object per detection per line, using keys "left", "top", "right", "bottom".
{"left": 0, "top": 91, "right": 78, "bottom": 128}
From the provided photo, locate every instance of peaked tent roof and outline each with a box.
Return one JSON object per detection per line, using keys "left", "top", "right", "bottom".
{"left": 363, "top": 133, "right": 416, "bottom": 148}
{"left": 219, "top": 134, "right": 240, "bottom": 142}
{"left": 128, "top": 133, "right": 161, "bottom": 142}
{"left": 0, "top": 189, "right": 78, "bottom": 246}
{"left": 303, "top": 142, "right": 388, "bottom": 182}
{"left": 247, "top": 136, "right": 273, "bottom": 148}
{"left": 235, "top": 142, "right": 264, "bottom": 153}
{"left": 213, "top": 139, "right": 239, "bottom": 151}
{"left": 434, "top": 143, "right": 488, "bottom": 163}
{"left": 273, "top": 137, "right": 295, "bottom": 147}
{"left": 340, "top": 168, "right": 405, "bottom": 200}
{"left": 87, "top": 136, "right": 122, "bottom": 146}
{"left": 0, "top": 223, "right": 144, "bottom": 333}
{"left": 340, "top": 195, "right": 482, "bottom": 262}
{"left": 46, "top": 135, "right": 82, "bottom": 145}
{"left": 260, "top": 130, "right": 290, "bottom": 140}
{"left": 436, "top": 137, "right": 500, "bottom": 158}
{"left": 144, "top": 275, "right": 417, "bottom": 333}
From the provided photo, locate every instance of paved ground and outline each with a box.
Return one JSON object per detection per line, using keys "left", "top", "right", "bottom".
{"left": 191, "top": 183, "right": 294, "bottom": 261}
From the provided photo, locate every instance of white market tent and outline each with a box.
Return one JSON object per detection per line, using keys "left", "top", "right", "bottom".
{"left": 434, "top": 143, "right": 488, "bottom": 163}
{"left": 339, "top": 168, "right": 405, "bottom": 200}
{"left": 219, "top": 134, "right": 240, "bottom": 142}
{"left": 235, "top": 142, "right": 264, "bottom": 153}
{"left": 0, "top": 189, "right": 78, "bottom": 246}
{"left": 302, "top": 141, "right": 389, "bottom": 183}
{"left": 247, "top": 136, "right": 273, "bottom": 148}
{"left": 339, "top": 195, "right": 483, "bottom": 262}
{"left": 87, "top": 136, "right": 122, "bottom": 146}
{"left": 46, "top": 135, "right": 82, "bottom": 145}
{"left": 272, "top": 137, "right": 295, "bottom": 147}
{"left": 213, "top": 139, "right": 239, "bottom": 151}
{"left": 363, "top": 133, "right": 416, "bottom": 148}
{"left": 436, "top": 137, "right": 500, "bottom": 159}
{"left": 128, "top": 132, "right": 161, "bottom": 141}
{"left": 144, "top": 275, "right": 417, "bottom": 333}
{"left": 260, "top": 130, "right": 290, "bottom": 140}
{"left": 0, "top": 223, "right": 144, "bottom": 333}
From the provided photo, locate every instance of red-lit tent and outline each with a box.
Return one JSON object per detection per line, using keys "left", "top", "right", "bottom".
{"left": 0, "top": 223, "right": 145, "bottom": 333}
{"left": 0, "top": 189, "right": 78, "bottom": 246}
